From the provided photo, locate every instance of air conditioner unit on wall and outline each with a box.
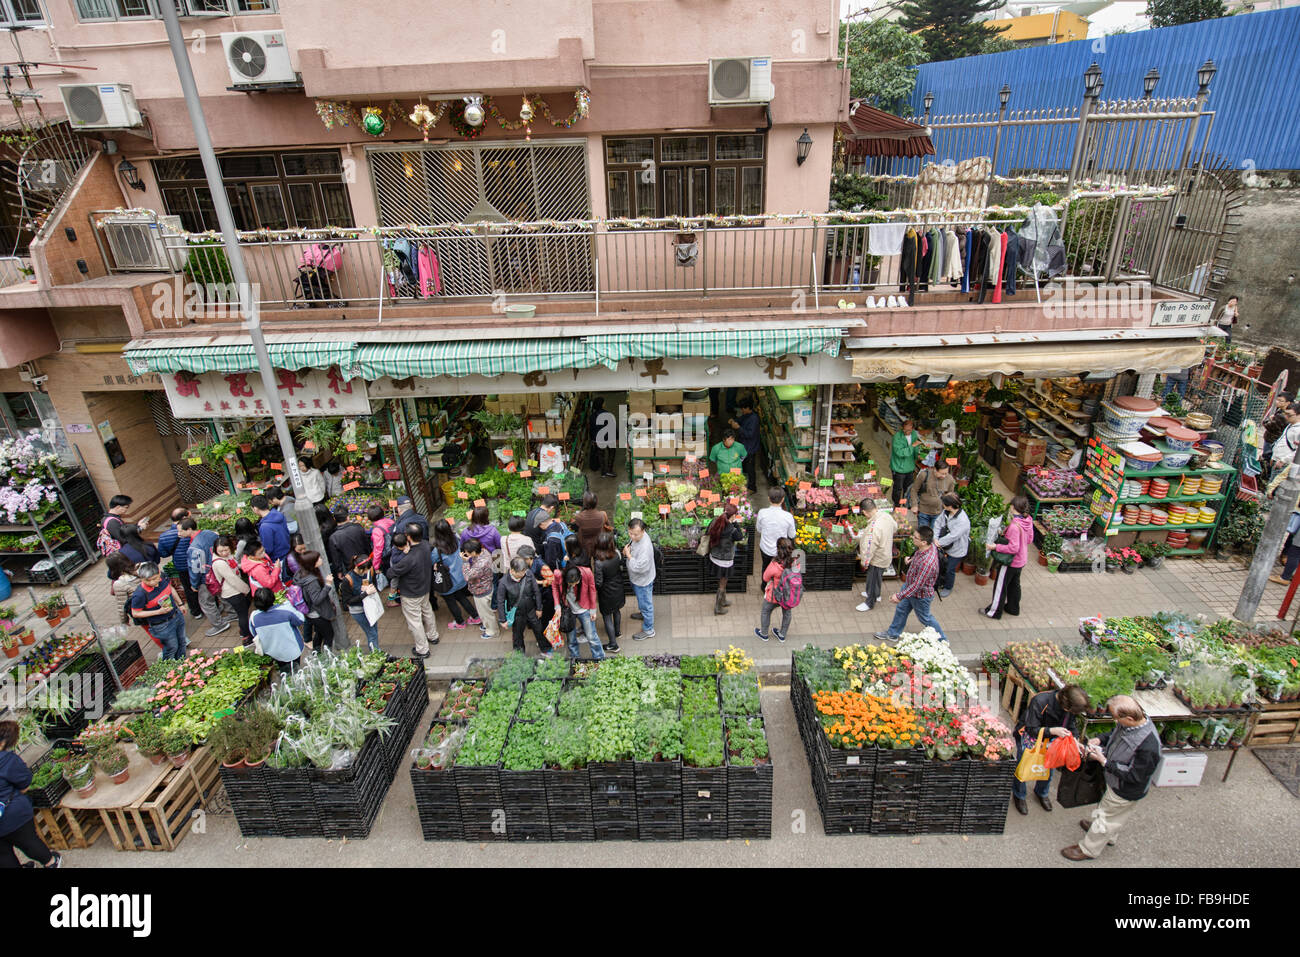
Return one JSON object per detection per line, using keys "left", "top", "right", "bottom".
{"left": 102, "top": 215, "right": 187, "bottom": 272}
{"left": 222, "top": 31, "right": 296, "bottom": 85}
{"left": 708, "top": 56, "right": 775, "bottom": 106}
{"left": 58, "top": 84, "right": 143, "bottom": 130}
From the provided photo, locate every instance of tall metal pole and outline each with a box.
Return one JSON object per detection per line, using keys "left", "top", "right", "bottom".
{"left": 1235, "top": 443, "right": 1300, "bottom": 623}
{"left": 158, "top": 4, "right": 342, "bottom": 632}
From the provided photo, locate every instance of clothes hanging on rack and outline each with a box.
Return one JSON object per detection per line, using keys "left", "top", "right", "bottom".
{"left": 900, "top": 227, "right": 922, "bottom": 294}
{"left": 869, "top": 223, "right": 907, "bottom": 256}
{"left": 961, "top": 228, "right": 972, "bottom": 293}
{"left": 942, "top": 227, "right": 963, "bottom": 283}
{"left": 927, "top": 227, "right": 943, "bottom": 286}
{"left": 991, "top": 230, "right": 1008, "bottom": 305}
{"left": 918, "top": 229, "right": 935, "bottom": 292}
{"left": 1001, "top": 228, "right": 1019, "bottom": 296}
{"left": 417, "top": 245, "right": 443, "bottom": 297}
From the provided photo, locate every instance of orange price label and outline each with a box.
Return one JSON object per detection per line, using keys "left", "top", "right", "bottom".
{"left": 537, "top": 486, "right": 550, "bottom": 495}
{"left": 946, "top": 457, "right": 958, "bottom": 466}
{"left": 520, "top": 470, "right": 532, "bottom": 478}
{"left": 798, "top": 481, "right": 812, "bottom": 491}
{"left": 635, "top": 488, "right": 647, "bottom": 498}
{"left": 474, "top": 499, "right": 486, "bottom": 508}
{"left": 836, "top": 508, "right": 848, "bottom": 516}
{"left": 730, "top": 468, "right": 742, "bottom": 475}
{"left": 851, "top": 506, "right": 860, "bottom": 514}
{"left": 342, "top": 481, "right": 360, "bottom": 491}
{"left": 457, "top": 491, "right": 469, "bottom": 500}
{"left": 558, "top": 492, "right": 570, "bottom": 501}
{"left": 699, "top": 469, "right": 710, "bottom": 478}
{"left": 465, "top": 477, "right": 477, "bottom": 485}
{"left": 235, "top": 504, "right": 243, "bottom": 512}
{"left": 659, "top": 505, "right": 670, "bottom": 515}
{"left": 346, "top": 443, "right": 358, "bottom": 452}
{"left": 388, "top": 500, "right": 398, "bottom": 508}
{"left": 684, "top": 501, "right": 696, "bottom": 512}
{"left": 619, "top": 492, "right": 632, "bottom": 501}
{"left": 270, "top": 463, "right": 283, "bottom": 471}
{"left": 302, "top": 440, "right": 314, "bottom": 450}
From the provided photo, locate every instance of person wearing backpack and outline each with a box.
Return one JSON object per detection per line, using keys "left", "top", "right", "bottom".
{"left": 240, "top": 540, "right": 285, "bottom": 595}
{"left": 188, "top": 525, "right": 235, "bottom": 637}
{"left": 366, "top": 504, "right": 396, "bottom": 590}
{"left": 432, "top": 520, "right": 479, "bottom": 630}
{"left": 909, "top": 461, "right": 955, "bottom": 531}
{"left": 874, "top": 526, "right": 948, "bottom": 642}
{"left": 524, "top": 494, "right": 559, "bottom": 551}
{"left": 291, "top": 550, "right": 338, "bottom": 653}
{"left": 337, "top": 555, "right": 381, "bottom": 650}
{"left": 553, "top": 563, "right": 603, "bottom": 662}
{"left": 624, "top": 518, "right": 656, "bottom": 641}
{"left": 252, "top": 494, "right": 291, "bottom": 570}
{"left": 461, "top": 539, "right": 497, "bottom": 639}
{"left": 756, "top": 536, "right": 800, "bottom": 643}
{"left": 248, "top": 586, "right": 305, "bottom": 674}
{"left": 538, "top": 514, "right": 571, "bottom": 573}
{"left": 98, "top": 494, "right": 147, "bottom": 561}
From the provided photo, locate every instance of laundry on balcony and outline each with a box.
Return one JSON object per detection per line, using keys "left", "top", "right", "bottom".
{"left": 382, "top": 238, "right": 443, "bottom": 299}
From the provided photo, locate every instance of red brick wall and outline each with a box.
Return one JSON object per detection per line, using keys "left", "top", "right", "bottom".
{"left": 32, "top": 153, "right": 130, "bottom": 288}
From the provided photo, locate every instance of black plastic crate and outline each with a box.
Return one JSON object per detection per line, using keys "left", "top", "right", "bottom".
{"left": 544, "top": 766, "right": 590, "bottom": 802}
{"left": 966, "top": 758, "right": 1015, "bottom": 802}
{"left": 500, "top": 768, "right": 548, "bottom": 806}
{"left": 594, "top": 823, "right": 639, "bottom": 841}
{"left": 726, "top": 798, "right": 772, "bottom": 839}
{"left": 455, "top": 764, "right": 502, "bottom": 796}
{"left": 411, "top": 768, "right": 463, "bottom": 841}
{"left": 459, "top": 802, "right": 509, "bottom": 842}
{"left": 504, "top": 804, "right": 551, "bottom": 842}
{"left": 636, "top": 804, "right": 684, "bottom": 841}
{"left": 682, "top": 765, "right": 727, "bottom": 840}
{"left": 548, "top": 802, "right": 596, "bottom": 842}
{"left": 634, "top": 757, "right": 682, "bottom": 800}
{"left": 814, "top": 731, "right": 879, "bottom": 781}
{"left": 920, "top": 758, "right": 969, "bottom": 798}
{"left": 26, "top": 746, "right": 72, "bottom": 809}
{"left": 726, "top": 761, "right": 773, "bottom": 802}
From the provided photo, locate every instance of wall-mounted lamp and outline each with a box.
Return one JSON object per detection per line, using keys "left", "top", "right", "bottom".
{"left": 1083, "top": 61, "right": 1103, "bottom": 99}
{"left": 117, "top": 160, "right": 146, "bottom": 192}
{"left": 795, "top": 128, "right": 813, "bottom": 166}
{"left": 1196, "top": 59, "right": 1217, "bottom": 96}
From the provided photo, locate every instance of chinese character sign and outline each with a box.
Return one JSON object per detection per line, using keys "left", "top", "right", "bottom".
{"left": 162, "top": 368, "right": 369, "bottom": 419}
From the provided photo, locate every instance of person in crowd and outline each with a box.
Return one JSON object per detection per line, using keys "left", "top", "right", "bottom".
{"left": 251, "top": 494, "right": 291, "bottom": 570}
{"left": 315, "top": 502, "right": 338, "bottom": 551}
{"left": 729, "top": 395, "right": 761, "bottom": 492}
{"left": 564, "top": 533, "right": 590, "bottom": 569}
{"left": 497, "top": 555, "right": 549, "bottom": 655}
{"left": 389, "top": 530, "right": 438, "bottom": 658}
{"left": 755, "top": 486, "right": 796, "bottom": 568}
{"left": 855, "top": 498, "right": 897, "bottom": 613}
{"left": 502, "top": 515, "right": 533, "bottom": 566}
{"left": 590, "top": 396, "right": 617, "bottom": 478}
{"left": 1163, "top": 366, "right": 1191, "bottom": 400}
{"left": 459, "top": 505, "right": 502, "bottom": 555}
{"left": 188, "top": 522, "right": 235, "bottom": 636}
{"left": 1012, "top": 685, "right": 1090, "bottom": 816}
{"left": 756, "top": 536, "right": 799, "bottom": 643}
{"left": 0, "top": 720, "right": 62, "bottom": 868}
{"left": 573, "top": 491, "right": 610, "bottom": 558}
{"left": 264, "top": 485, "right": 298, "bottom": 535}
{"left": 624, "top": 518, "right": 657, "bottom": 641}
{"left": 117, "top": 523, "right": 159, "bottom": 568}
{"left": 298, "top": 454, "right": 327, "bottom": 505}
{"left": 99, "top": 493, "right": 147, "bottom": 557}
{"left": 910, "top": 460, "right": 955, "bottom": 531}
{"left": 328, "top": 505, "right": 370, "bottom": 576}
{"left": 130, "top": 561, "right": 188, "bottom": 660}
{"left": 292, "top": 549, "right": 338, "bottom": 653}
{"left": 337, "top": 554, "right": 380, "bottom": 651}
{"left": 212, "top": 535, "right": 252, "bottom": 646}
{"left": 461, "top": 539, "right": 497, "bottom": 639}
{"left": 1062, "top": 695, "right": 1161, "bottom": 861}
{"left": 432, "top": 521, "right": 479, "bottom": 629}
{"left": 1215, "top": 293, "right": 1239, "bottom": 342}
{"left": 232, "top": 517, "right": 257, "bottom": 562}
{"left": 890, "top": 419, "right": 926, "bottom": 507}
{"left": 874, "top": 526, "right": 947, "bottom": 641}
{"left": 525, "top": 493, "right": 560, "bottom": 551}
{"left": 1269, "top": 493, "right": 1300, "bottom": 586}
{"left": 156, "top": 508, "right": 201, "bottom": 616}
{"left": 538, "top": 513, "right": 572, "bottom": 573}
{"left": 395, "top": 496, "right": 429, "bottom": 543}
{"left": 1270, "top": 405, "right": 1300, "bottom": 481}
{"left": 708, "top": 429, "right": 747, "bottom": 482}
{"left": 323, "top": 461, "right": 344, "bottom": 500}
{"left": 707, "top": 502, "right": 747, "bottom": 616}
{"left": 982, "top": 495, "right": 1033, "bottom": 619}
{"left": 933, "top": 493, "right": 970, "bottom": 599}
{"left": 248, "top": 586, "right": 305, "bottom": 674}
{"left": 286, "top": 532, "right": 307, "bottom": 577}
{"left": 554, "top": 563, "right": 602, "bottom": 662}
{"left": 366, "top": 503, "right": 396, "bottom": 589}
{"left": 591, "top": 532, "right": 625, "bottom": 654}
{"left": 1263, "top": 393, "right": 1294, "bottom": 470}
{"left": 108, "top": 553, "right": 142, "bottom": 628}
{"left": 518, "top": 544, "right": 555, "bottom": 631}
{"left": 239, "top": 539, "right": 285, "bottom": 595}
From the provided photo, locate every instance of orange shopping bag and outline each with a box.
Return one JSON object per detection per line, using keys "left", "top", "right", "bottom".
{"left": 1045, "top": 734, "right": 1082, "bottom": 771}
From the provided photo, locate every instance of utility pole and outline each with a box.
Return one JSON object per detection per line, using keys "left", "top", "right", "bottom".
{"left": 157, "top": 4, "right": 343, "bottom": 636}
{"left": 1235, "top": 442, "right": 1300, "bottom": 622}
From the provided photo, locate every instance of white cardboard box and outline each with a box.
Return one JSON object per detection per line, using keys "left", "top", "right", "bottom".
{"left": 1153, "top": 750, "right": 1207, "bottom": 787}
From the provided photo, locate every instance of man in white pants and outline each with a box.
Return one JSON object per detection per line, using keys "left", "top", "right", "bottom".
{"left": 1061, "top": 695, "right": 1161, "bottom": 861}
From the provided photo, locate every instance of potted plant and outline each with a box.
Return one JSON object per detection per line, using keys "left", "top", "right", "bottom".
{"left": 296, "top": 420, "right": 339, "bottom": 456}
{"left": 163, "top": 728, "right": 192, "bottom": 768}
{"left": 182, "top": 239, "right": 234, "bottom": 305}
{"left": 1104, "top": 548, "right": 1121, "bottom": 573}
{"left": 1120, "top": 547, "right": 1142, "bottom": 574}
{"left": 129, "top": 714, "right": 167, "bottom": 766}
{"left": 62, "top": 754, "right": 96, "bottom": 797}
{"left": 97, "top": 745, "right": 131, "bottom": 785}
{"left": 33, "top": 599, "right": 48, "bottom": 619}
{"left": 234, "top": 426, "right": 258, "bottom": 454}
{"left": 206, "top": 440, "right": 238, "bottom": 469}
{"left": 15, "top": 625, "right": 35, "bottom": 646}
{"left": 973, "top": 530, "right": 992, "bottom": 586}
{"left": 0, "top": 603, "right": 15, "bottom": 630}
{"left": 1, "top": 631, "right": 18, "bottom": 659}
{"left": 48, "top": 592, "right": 68, "bottom": 616}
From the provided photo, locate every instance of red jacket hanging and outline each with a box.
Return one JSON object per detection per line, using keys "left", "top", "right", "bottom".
{"left": 418, "top": 245, "right": 443, "bottom": 297}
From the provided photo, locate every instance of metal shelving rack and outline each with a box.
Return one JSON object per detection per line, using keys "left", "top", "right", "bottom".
{"left": 0, "top": 461, "right": 103, "bottom": 586}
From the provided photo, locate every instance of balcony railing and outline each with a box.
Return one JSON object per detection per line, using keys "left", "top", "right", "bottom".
{"left": 90, "top": 188, "right": 1205, "bottom": 312}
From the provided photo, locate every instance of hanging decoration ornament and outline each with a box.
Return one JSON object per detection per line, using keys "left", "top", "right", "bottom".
{"left": 536, "top": 87, "right": 591, "bottom": 129}
{"left": 408, "top": 101, "right": 438, "bottom": 141}
{"left": 448, "top": 98, "right": 487, "bottom": 139}
{"left": 486, "top": 95, "right": 528, "bottom": 131}
{"left": 316, "top": 100, "right": 360, "bottom": 129}
{"left": 361, "top": 106, "right": 387, "bottom": 137}
{"left": 519, "top": 96, "right": 534, "bottom": 124}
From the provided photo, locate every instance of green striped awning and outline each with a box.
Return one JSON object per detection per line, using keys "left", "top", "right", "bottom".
{"left": 354, "top": 339, "right": 600, "bottom": 378}
{"left": 123, "top": 341, "right": 355, "bottom": 375}
{"left": 585, "top": 330, "right": 841, "bottom": 364}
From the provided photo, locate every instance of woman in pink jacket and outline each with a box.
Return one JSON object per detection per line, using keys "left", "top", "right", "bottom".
{"left": 240, "top": 540, "right": 286, "bottom": 595}
{"left": 982, "top": 495, "right": 1032, "bottom": 620}
{"left": 552, "top": 564, "right": 602, "bottom": 662}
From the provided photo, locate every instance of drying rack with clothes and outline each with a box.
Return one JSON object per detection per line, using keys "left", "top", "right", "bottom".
{"left": 382, "top": 237, "right": 444, "bottom": 300}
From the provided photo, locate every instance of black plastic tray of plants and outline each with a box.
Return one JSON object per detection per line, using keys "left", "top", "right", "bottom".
{"left": 25, "top": 741, "right": 74, "bottom": 809}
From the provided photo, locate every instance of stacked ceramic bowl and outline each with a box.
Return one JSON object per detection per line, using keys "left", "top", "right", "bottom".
{"left": 1148, "top": 478, "right": 1170, "bottom": 499}
{"left": 1200, "top": 476, "right": 1223, "bottom": 495}
{"left": 1167, "top": 504, "right": 1188, "bottom": 525}
{"left": 1165, "top": 530, "right": 1189, "bottom": 549}
{"left": 1179, "top": 475, "right": 1202, "bottom": 495}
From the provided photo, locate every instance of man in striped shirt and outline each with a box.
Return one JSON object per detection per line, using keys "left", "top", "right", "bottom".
{"left": 874, "top": 526, "right": 948, "bottom": 642}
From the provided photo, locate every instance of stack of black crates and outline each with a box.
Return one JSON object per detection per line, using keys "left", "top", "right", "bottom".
{"left": 221, "top": 659, "right": 426, "bottom": 839}
{"left": 792, "top": 653, "right": 1014, "bottom": 835}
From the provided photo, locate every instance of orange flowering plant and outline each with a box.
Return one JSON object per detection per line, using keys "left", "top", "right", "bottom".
{"left": 813, "top": 689, "right": 921, "bottom": 750}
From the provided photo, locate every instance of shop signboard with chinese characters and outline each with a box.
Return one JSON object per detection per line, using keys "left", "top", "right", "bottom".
{"left": 160, "top": 367, "right": 370, "bottom": 419}
{"left": 1084, "top": 436, "right": 1124, "bottom": 534}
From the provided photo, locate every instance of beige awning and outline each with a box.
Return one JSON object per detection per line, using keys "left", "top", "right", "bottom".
{"left": 851, "top": 339, "right": 1206, "bottom": 381}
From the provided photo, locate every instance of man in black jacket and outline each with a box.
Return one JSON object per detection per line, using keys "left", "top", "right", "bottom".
{"left": 1012, "top": 685, "right": 1089, "bottom": 815}
{"left": 389, "top": 529, "right": 438, "bottom": 658}
{"left": 1062, "top": 695, "right": 1162, "bottom": 861}
{"left": 525, "top": 494, "right": 559, "bottom": 550}
{"left": 327, "top": 506, "right": 371, "bottom": 576}
{"left": 394, "top": 496, "right": 429, "bottom": 542}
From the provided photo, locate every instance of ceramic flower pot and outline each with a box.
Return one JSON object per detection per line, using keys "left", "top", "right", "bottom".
{"left": 2, "top": 644, "right": 18, "bottom": 658}
{"left": 110, "top": 768, "right": 130, "bottom": 785}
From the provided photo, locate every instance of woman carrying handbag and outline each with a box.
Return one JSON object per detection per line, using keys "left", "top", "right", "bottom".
{"left": 705, "top": 503, "right": 746, "bottom": 616}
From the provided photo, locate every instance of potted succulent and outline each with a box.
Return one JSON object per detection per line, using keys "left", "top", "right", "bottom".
{"left": 33, "top": 599, "right": 48, "bottom": 619}
{"left": 97, "top": 745, "right": 131, "bottom": 785}
{"left": 14, "top": 625, "right": 35, "bottom": 646}
{"left": 129, "top": 714, "right": 167, "bottom": 766}
{"left": 1, "top": 631, "right": 18, "bottom": 659}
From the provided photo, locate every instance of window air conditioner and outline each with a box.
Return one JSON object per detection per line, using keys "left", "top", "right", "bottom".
{"left": 58, "top": 84, "right": 143, "bottom": 130}
{"left": 708, "top": 57, "right": 775, "bottom": 106}
{"left": 222, "top": 31, "right": 297, "bottom": 85}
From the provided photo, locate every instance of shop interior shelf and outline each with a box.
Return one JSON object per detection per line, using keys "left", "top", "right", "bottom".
{"left": 1114, "top": 492, "right": 1226, "bottom": 505}
{"left": 1020, "top": 390, "right": 1090, "bottom": 438}
{"left": 1110, "top": 521, "right": 1218, "bottom": 532}
{"left": 1118, "top": 462, "right": 1235, "bottom": 479}
{"left": 0, "top": 509, "right": 72, "bottom": 534}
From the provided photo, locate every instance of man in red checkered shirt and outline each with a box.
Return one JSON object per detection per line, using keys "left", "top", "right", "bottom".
{"left": 874, "top": 525, "right": 948, "bottom": 642}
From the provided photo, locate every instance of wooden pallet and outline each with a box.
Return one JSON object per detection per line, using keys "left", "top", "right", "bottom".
{"left": 999, "top": 665, "right": 1038, "bottom": 724}
{"left": 33, "top": 806, "right": 105, "bottom": 851}
{"left": 98, "top": 747, "right": 220, "bottom": 852}
{"left": 1245, "top": 701, "right": 1300, "bottom": 748}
